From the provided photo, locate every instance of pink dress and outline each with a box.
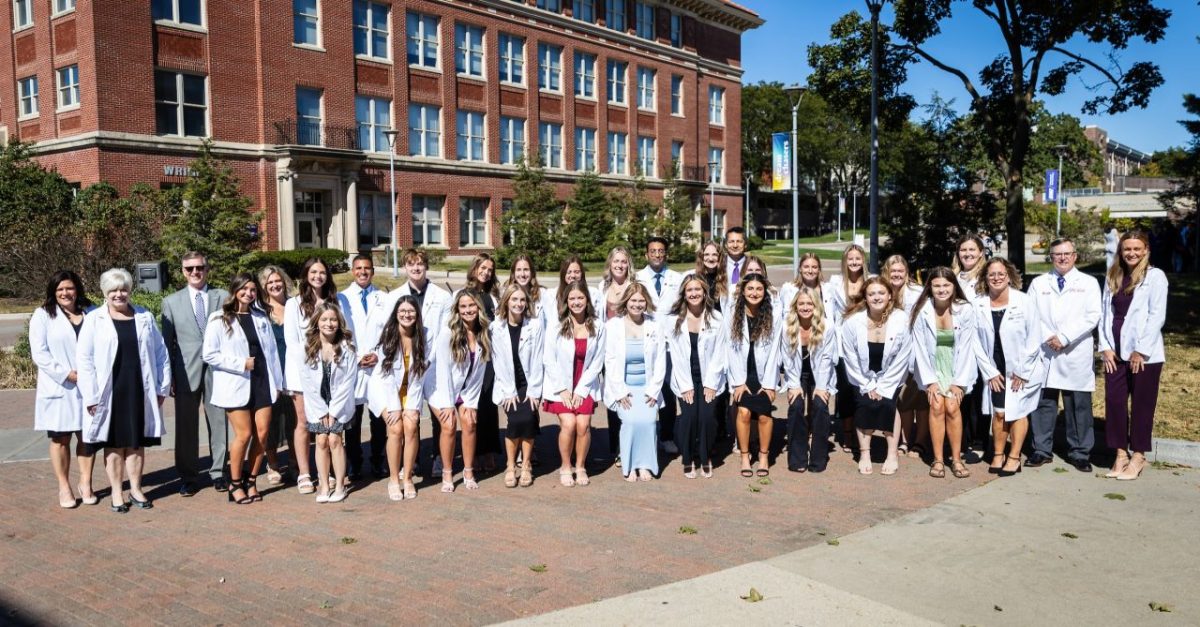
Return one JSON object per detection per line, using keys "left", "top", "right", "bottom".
{"left": 542, "top": 338, "right": 596, "bottom": 415}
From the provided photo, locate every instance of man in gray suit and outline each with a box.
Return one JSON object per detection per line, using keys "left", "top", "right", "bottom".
{"left": 161, "top": 252, "right": 229, "bottom": 495}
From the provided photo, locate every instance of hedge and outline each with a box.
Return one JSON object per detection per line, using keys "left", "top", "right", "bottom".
{"left": 234, "top": 248, "right": 350, "bottom": 282}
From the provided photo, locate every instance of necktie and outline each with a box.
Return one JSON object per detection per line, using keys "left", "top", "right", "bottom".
{"left": 1056, "top": 275, "right": 1065, "bottom": 291}
{"left": 194, "top": 290, "right": 206, "bottom": 331}
{"left": 654, "top": 272, "right": 662, "bottom": 296}
{"left": 360, "top": 286, "right": 370, "bottom": 313}
{"left": 731, "top": 260, "right": 740, "bottom": 284}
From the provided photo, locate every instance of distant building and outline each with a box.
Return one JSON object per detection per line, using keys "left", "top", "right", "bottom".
{"left": 1083, "top": 125, "right": 1161, "bottom": 193}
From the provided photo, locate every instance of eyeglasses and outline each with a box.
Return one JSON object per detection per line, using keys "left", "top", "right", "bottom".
{"left": 1049, "top": 252, "right": 1076, "bottom": 259}
{"left": 183, "top": 265, "right": 207, "bottom": 273}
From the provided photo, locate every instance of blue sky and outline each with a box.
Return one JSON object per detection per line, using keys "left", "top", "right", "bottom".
{"left": 740, "top": 0, "right": 1199, "bottom": 153}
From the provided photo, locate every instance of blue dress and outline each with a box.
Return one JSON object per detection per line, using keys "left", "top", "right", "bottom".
{"left": 619, "top": 338, "right": 659, "bottom": 476}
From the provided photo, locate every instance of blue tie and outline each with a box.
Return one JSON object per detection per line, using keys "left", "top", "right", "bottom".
{"left": 1056, "top": 275, "right": 1065, "bottom": 292}
{"left": 360, "top": 286, "right": 371, "bottom": 313}
{"left": 654, "top": 272, "right": 662, "bottom": 296}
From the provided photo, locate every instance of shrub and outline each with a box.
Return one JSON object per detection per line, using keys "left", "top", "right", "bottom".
{"left": 0, "top": 350, "right": 36, "bottom": 389}
{"left": 746, "top": 235, "right": 766, "bottom": 251}
{"left": 234, "top": 248, "right": 349, "bottom": 284}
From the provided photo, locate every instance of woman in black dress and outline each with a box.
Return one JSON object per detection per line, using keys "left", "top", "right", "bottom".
{"left": 491, "top": 284, "right": 545, "bottom": 488}
{"left": 458, "top": 254, "right": 502, "bottom": 473}
{"left": 725, "top": 273, "right": 782, "bottom": 477}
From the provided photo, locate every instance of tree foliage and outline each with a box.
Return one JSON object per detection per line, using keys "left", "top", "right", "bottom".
{"left": 1158, "top": 93, "right": 1200, "bottom": 270}
{"left": 0, "top": 142, "right": 78, "bottom": 298}
{"left": 498, "top": 157, "right": 565, "bottom": 271}
{"left": 561, "top": 170, "right": 616, "bottom": 262}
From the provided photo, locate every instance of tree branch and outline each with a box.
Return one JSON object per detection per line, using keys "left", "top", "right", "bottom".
{"left": 1047, "top": 46, "right": 1122, "bottom": 88}
{"left": 898, "top": 44, "right": 985, "bottom": 107}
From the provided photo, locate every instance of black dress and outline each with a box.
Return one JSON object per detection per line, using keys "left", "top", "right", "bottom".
{"left": 237, "top": 313, "right": 273, "bottom": 411}
{"left": 504, "top": 323, "right": 539, "bottom": 439}
{"left": 854, "top": 341, "right": 896, "bottom": 432}
{"left": 102, "top": 318, "right": 160, "bottom": 448}
{"left": 990, "top": 309, "right": 1007, "bottom": 410}
{"left": 736, "top": 338, "right": 775, "bottom": 416}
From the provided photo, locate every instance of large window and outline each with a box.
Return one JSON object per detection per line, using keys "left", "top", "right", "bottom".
{"left": 293, "top": 0, "right": 320, "bottom": 46}
{"left": 353, "top": 1, "right": 389, "bottom": 60}
{"left": 606, "top": 60, "right": 626, "bottom": 105}
{"left": 455, "top": 24, "right": 484, "bottom": 77}
{"left": 459, "top": 198, "right": 489, "bottom": 247}
{"left": 152, "top": 0, "right": 203, "bottom": 25}
{"left": 155, "top": 71, "right": 208, "bottom": 137}
{"left": 708, "top": 146, "right": 724, "bottom": 184}
{"left": 537, "top": 43, "right": 562, "bottom": 92}
{"left": 637, "top": 67, "right": 656, "bottom": 110}
{"left": 457, "top": 111, "right": 486, "bottom": 162}
{"left": 17, "top": 76, "right": 37, "bottom": 119}
{"left": 572, "top": 0, "right": 595, "bottom": 23}
{"left": 670, "top": 74, "right": 683, "bottom": 115}
{"left": 708, "top": 85, "right": 725, "bottom": 126}
{"left": 406, "top": 12, "right": 439, "bottom": 69}
{"left": 575, "top": 127, "right": 597, "bottom": 172}
{"left": 538, "top": 122, "right": 563, "bottom": 169}
{"left": 574, "top": 52, "right": 596, "bottom": 99}
{"left": 56, "top": 65, "right": 80, "bottom": 110}
{"left": 606, "top": 0, "right": 625, "bottom": 31}
{"left": 670, "top": 140, "right": 683, "bottom": 177}
{"left": 607, "top": 132, "right": 627, "bottom": 175}
{"left": 412, "top": 196, "right": 444, "bottom": 246}
{"left": 498, "top": 34, "right": 524, "bottom": 84}
{"left": 54, "top": 0, "right": 76, "bottom": 15}
{"left": 536, "top": 0, "right": 560, "bottom": 11}
{"left": 357, "top": 194, "right": 393, "bottom": 249}
{"left": 356, "top": 96, "right": 391, "bottom": 152}
{"left": 500, "top": 116, "right": 525, "bottom": 165}
{"left": 635, "top": 2, "right": 654, "bottom": 40}
{"left": 408, "top": 104, "right": 441, "bottom": 157}
{"left": 11, "top": 0, "right": 31, "bottom": 28}
{"left": 637, "top": 136, "right": 656, "bottom": 177}
{"left": 670, "top": 13, "right": 682, "bottom": 47}
{"left": 296, "top": 87, "right": 322, "bottom": 145}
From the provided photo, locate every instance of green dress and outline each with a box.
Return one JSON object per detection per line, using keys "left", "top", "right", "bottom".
{"left": 934, "top": 328, "right": 955, "bottom": 397}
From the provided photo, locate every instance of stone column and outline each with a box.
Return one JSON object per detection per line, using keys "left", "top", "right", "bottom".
{"left": 276, "top": 158, "right": 296, "bottom": 250}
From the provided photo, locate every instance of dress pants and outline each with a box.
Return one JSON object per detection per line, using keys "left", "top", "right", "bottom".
{"left": 346, "top": 404, "right": 386, "bottom": 473}
{"left": 675, "top": 387, "right": 716, "bottom": 467}
{"left": 1031, "top": 388, "right": 1095, "bottom": 462}
{"left": 787, "top": 390, "right": 831, "bottom": 470}
{"left": 658, "top": 357, "right": 676, "bottom": 443}
{"left": 1104, "top": 362, "right": 1163, "bottom": 453}
{"left": 174, "top": 374, "right": 227, "bottom": 482}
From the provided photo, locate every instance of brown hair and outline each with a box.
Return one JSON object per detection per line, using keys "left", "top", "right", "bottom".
{"left": 497, "top": 283, "right": 532, "bottom": 324}
{"left": 465, "top": 253, "right": 499, "bottom": 299}
{"left": 845, "top": 275, "right": 896, "bottom": 321}
{"left": 304, "top": 301, "right": 354, "bottom": 366}
{"left": 694, "top": 241, "right": 728, "bottom": 302}
{"left": 220, "top": 273, "right": 258, "bottom": 334}
{"left": 503, "top": 254, "right": 542, "bottom": 303}
{"left": 298, "top": 257, "right": 337, "bottom": 318}
{"left": 909, "top": 266, "right": 969, "bottom": 330}
{"left": 1106, "top": 230, "right": 1151, "bottom": 295}
{"left": 978, "top": 257, "right": 1022, "bottom": 296}
{"left": 730, "top": 273, "right": 773, "bottom": 345}
{"left": 616, "top": 281, "right": 656, "bottom": 316}
{"left": 557, "top": 280, "right": 597, "bottom": 338}
{"left": 668, "top": 275, "right": 716, "bottom": 335}
{"left": 377, "top": 295, "right": 429, "bottom": 379}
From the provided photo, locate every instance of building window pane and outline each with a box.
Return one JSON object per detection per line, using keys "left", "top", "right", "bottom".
{"left": 356, "top": 96, "right": 391, "bottom": 152}
{"left": 575, "top": 127, "right": 596, "bottom": 172}
{"left": 457, "top": 110, "right": 486, "bottom": 161}
{"left": 296, "top": 87, "right": 322, "bottom": 145}
{"left": 56, "top": 65, "right": 80, "bottom": 110}
{"left": 637, "top": 136, "right": 655, "bottom": 177}
{"left": 606, "top": 0, "right": 625, "bottom": 31}
{"left": 353, "top": 1, "right": 390, "bottom": 59}
{"left": 358, "top": 194, "right": 393, "bottom": 248}
{"left": 670, "top": 140, "right": 683, "bottom": 177}
{"left": 574, "top": 52, "right": 596, "bottom": 99}
{"left": 459, "top": 198, "right": 489, "bottom": 247}
{"left": 153, "top": 0, "right": 202, "bottom": 25}
{"left": 536, "top": 0, "right": 560, "bottom": 11}
{"left": 607, "top": 132, "right": 627, "bottom": 175}
{"left": 156, "top": 71, "right": 208, "bottom": 137}
{"left": 498, "top": 33, "right": 524, "bottom": 84}
{"left": 293, "top": 0, "right": 320, "bottom": 46}
{"left": 406, "top": 12, "right": 439, "bottom": 68}
{"left": 670, "top": 74, "right": 683, "bottom": 115}
{"left": 55, "top": 0, "right": 77, "bottom": 14}
{"left": 637, "top": 67, "right": 655, "bottom": 110}
{"left": 708, "top": 85, "right": 725, "bottom": 126}
{"left": 500, "top": 116, "right": 526, "bottom": 165}
{"left": 408, "top": 104, "right": 442, "bottom": 157}
{"left": 538, "top": 122, "right": 562, "bottom": 169}
{"left": 537, "top": 43, "right": 561, "bottom": 92}
{"left": 606, "top": 60, "right": 626, "bottom": 105}
{"left": 17, "top": 76, "right": 38, "bottom": 118}
{"left": 670, "top": 13, "right": 682, "bottom": 47}
{"left": 455, "top": 24, "right": 484, "bottom": 77}
{"left": 635, "top": 2, "right": 654, "bottom": 40}
{"left": 412, "top": 196, "right": 444, "bottom": 246}
{"left": 572, "top": 0, "right": 595, "bottom": 23}
{"left": 709, "top": 146, "right": 724, "bottom": 184}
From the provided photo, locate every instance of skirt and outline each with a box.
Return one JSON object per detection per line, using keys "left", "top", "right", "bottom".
{"left": 735, "top": 388, "right": 775, "bottom": 417}
{"left": 504, "top": 397, "right": 540, "bottom": 439}
{"left": 306, "top": 419, "right": 347, "bottom": 435}
{"left": 543, "top": 396, "right": 596, "bottom": 415}
{"left": 854, "top": 393, "right": 897, "bottom": 432}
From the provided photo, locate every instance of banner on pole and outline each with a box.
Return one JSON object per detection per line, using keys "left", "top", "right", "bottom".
{"left": 1044, "top": 169, "right": 1060, "bottom": 203}
{"left": 771, "top": 133, "right": 791, "bottom": 191}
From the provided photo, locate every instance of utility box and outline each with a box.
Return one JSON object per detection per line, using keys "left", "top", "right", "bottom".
{"left": 135, "top": 261, "right": 169, "bottom": 293}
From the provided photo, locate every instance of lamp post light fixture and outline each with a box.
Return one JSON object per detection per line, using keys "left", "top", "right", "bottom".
{"left": 784, "top": 84, "right": 807, "bottom": 273}
{"left": 866, "top": 0, "right": 885, "bottom": 274}
{"left": 382, "top": 129, "right": 400, "bottom": 278}
{"left": 708, "top": 160, "right": 719, "bottom": 241}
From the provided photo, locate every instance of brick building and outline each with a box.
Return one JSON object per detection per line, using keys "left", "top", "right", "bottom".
{"left": 1, "top": 0, "right": 761, "bottom": 256}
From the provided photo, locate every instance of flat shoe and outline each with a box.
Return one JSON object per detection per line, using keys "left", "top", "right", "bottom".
{"left": 387, "top": 482, "right": 403, "bottom": 501}
{"left": 129, "top": 495, "right": 153, "bottom": 509}
{"left": 559, "top": 469, "right": 575, "bottom": 487}
{"left": 881, "top": 458, "right": 899, "bottom": 476}
{"left": 327, "top": 489, "right": 347, "bottom": 503}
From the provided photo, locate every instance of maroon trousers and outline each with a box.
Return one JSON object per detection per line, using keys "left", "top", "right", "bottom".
{"left": 1104, "top": 361, "right": 1163, "bottom": 453}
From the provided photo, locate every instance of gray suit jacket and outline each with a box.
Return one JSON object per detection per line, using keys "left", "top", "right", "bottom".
{"left": 162, "top": 285, "right": 229, "bottom": 392}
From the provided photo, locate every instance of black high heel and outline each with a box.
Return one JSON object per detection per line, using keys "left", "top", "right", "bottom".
{"left": 997, "top": 455, "right": 1023, "bottom": 477}
{"left": 227, "top": 479, "right": 252, "bottom": 505}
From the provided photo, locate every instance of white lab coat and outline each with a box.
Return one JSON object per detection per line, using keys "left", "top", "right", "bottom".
{"left": 781, "top": 325, "right": 838, "bottom": 392}
{"left": 973, "top": 290, "right": 1046, "bottom": 419}
{"left": 1098, "top": 267, "right": 1168, "bottom": 364}
{"left": 593, "top": 279, "right": 636, "bottom": 323}
{"left": 491, "top": 317, "right": 545, "bottom": 402}
{"left": 893, "top": 282, "right": 925, "bottom": 317}
{"left": 282, "top": 293, "right": 355, "bottom": 393}
{"left": 543, "top": 319, "right": 606, "bottom": 402}
{"left": 724, "top": 309, "right": 783, "bottom": 391}
{"left": 636, "top": 265, "right": 684, "bottom": 315}
{"left": 365, "top": 327, "right": 431, "bottom": 416}
{"left": 661, "top": 311, "right": 727, "bottom": 396}
{"left": 603, "top": 316, "right": 668, "bottom": 410}
{"left": 839, "top": 310, "right": 912, "bottom": 398}
{"left": 30, "top": 306, "right": 88, "bottom": 432}
{"left": 955, "top": 272, "right": 979, "bottom": 299}
{"left": 76, "top": 306, "right": 171, "bottom": 444}
{"left": 427, "top": 330, "right": 487, "bottom": 410}
{"left": 384, "top": 280, "right": 453, "bottom": 342}
{"left": 911, "top": 300, "right": 980, "bottom": 393}
{"left": 342, "top": 283, "right": 390, "bottom": 402}
{"left": 1027, "top": 268, "right": 1102, "bottom": 391}
{"left": 201, "top": 310, "right": 284, "bottom": 409}
{"left": 538, "top": 289, "right": 560, "bottom": 334}
{"left": 296, "top": 342, "right": 358, "bottom": 423}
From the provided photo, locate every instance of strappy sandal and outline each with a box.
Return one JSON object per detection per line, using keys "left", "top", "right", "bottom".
{"left": 463, "top": 468, "right": 480, "bottom": 490}
{"left": 756, "top": 451, "right": 770, "bottom": 477}
{"left": 228, "top": 479, "right": 252, "bottom": 505}
{"left": 296, "top": 474, "right": 315, "bottom": 494}
{"left": 951, "top": 460, "right": 971, "bottom": 479}
{"left": 740, "top": 453, "right": 753, "bottom": 477}
{"left": 988, "top": 453, "right": 1006, "bottom": 475}
{"left": 575, "top": 467, "right": 590, "bottom": 486}
{"left": 441, "top": 471, "right": 455, "bottom": 493}
{"left": 403, "top": 481, "right": 418, "bottom": 499}
{"left": 518, "top": 466, "right": 533, "bottom": 488}
{"left": 246, "top": 477, "right": 262, "bottom": 502}
{"left": 387, "top": 481, "right": 403, "bottom": 501}
{"left": 559, "top": 468, "right": 576, "bottom": 487}
{"left": 928, "top": 461, "right": 946, "bottom": 478}
{"left": 504, "top": 466, "right": 517, "bottom": 489}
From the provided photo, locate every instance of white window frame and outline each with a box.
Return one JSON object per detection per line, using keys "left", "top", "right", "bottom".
{"left": 538, "top": 122, "right": 563, "bottom": 169}
{"left": 575, "top": 127, "right": 597, "bottom": 172}
{"left": 500, "top": 116, "right": 526, "bottom": 165}
{"left": 17, "top": 76, "right": 38, "bottom": 119}
{"left": 606, "top": 0, "right": 625, "bottom": 31}
{"left": 12, "top": 0, "right": 32, "bottom": 30}
{"left": 353, "top": 0, "right": 390, "bottom": 61}
{"left": 670, "top": 74, "right": 683, "bottom": 116}
{"left": 606, "top": 60, "right": 627, "bottom": 106}
{"left": 54, "top": 0, "right": 76, "bottom": 17}
{"left": 357, "top": 193, "right": 393, "bottom": 249}
{"left": 573, "top": 0, "right": 595, "bottom": 23}
{"left": 670, "top": 12, "right": 682, "bottom": 48}
{"left": 406, "top": 12, "right": 439, "bottom": 70}
{"left": 408, "top": 104, "right": 442, "bottom": 158}
{"left": 152, "top": 0, "right": 205, "bottom": 27}
{"left": 412, "top": 195, "right": 445, "bottom": 247}
{"left": 637, "top": 136, "right": 656, "bottom": 177}
{"left": 459, "top": 197, "right": 490, "bottom": 247}
{"left": 607, "top": 131, "right": 627, "bottom": 175}
{"left": 295, "top": 86, "right": 323, "bottom": 146}
{"left": 455, "top": 23, "right": 485, "bottom": 78}
{"left": 156, "top": 70, "right": 209, "bottom": 137}
{"left": 708, "top": 85, "right": 725, "bottom": 126}
{"left": 55, "top": 65, "right": 80, "bottom": 111}
{"left": 456, "top": 110, "right": 486, "bottom": 162}
{"left": 637, "top": 67, "right": 656, "bottom": 111}
{"left": 537, "top": 43, "right": 562, "bottom": 93}
{"left": 356, "top": 95, "right": 391, "bottom": 152}
{"left": 635, "top": 2, "right": 654, "bottom": 40}
{"left": 574, "top": 52, "right": 596, "bottom": 100}
{"left": 498, "top": 33, "right": 524, "bottom": 85}
{"left": 293, "top": 0, "right": 321, "bottom": 48}
{"left": 713, "top": 210, "right": 726, "bottom": 238}
{"left": 709, "top": 146, "right": 724, "bottom": 184}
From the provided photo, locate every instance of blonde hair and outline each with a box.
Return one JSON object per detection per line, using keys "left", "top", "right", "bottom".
{"left": 448, "top": 290, "right": 492, "bottom": 365}
{"left": 839, "top": 244, "right": 867, "bottom": 311}
{"left": 601, "top": 246, "right": 632, "bottom": 288}
{"left": 497, "top": 283, "right": 532, "bottom": 324}
{"left": 978, "top": 257, "right": 1022, "bottom": 296}
{"left": 256, "top": 264, "right": 293, "bottom": 310}
{"left": 785, "top": 286, "right": 826, "bottom": 352}
{"left": 1106, "top": 230, "right": 1151, "bottom": 295}
{"left": 951, "top": 233, "right": 986, "bottom": 282}
{"left": 883, "top": 254, "right": 918, "bottom": 310}
{"left": 616, "top": 281, "right": 656, "bottom": 316}
{"left": 694, "top": 241, "right": 728, "bottom": 302}
{"left": 791, "top": 252, "right": 825, "bottom": 288}
{"left": 304, "top": 302, "right": 354, "bottom": 366}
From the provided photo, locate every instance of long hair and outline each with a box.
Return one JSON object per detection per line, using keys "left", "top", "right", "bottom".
{"left": 377, "top": 295, "right": 429, "bottom": 379}
{"left": 1106, "top": 230, "right": 1151, "bottom": 295}
{"left": 42, "top": 270, "right": 91, "bottom": 318}
{"left": 504, "top": 254, "right": 542, "bottom": 304}
{"left": 465, "top": 253, "right": 499, "bottom": 300}
{"left": 304, "top": 301, "right": 354, "bottom": 366}
{"left": 557, "top": 280, "right": 597, "bottom": 338}
{"left": 616, "top": 281, "right": 656, "bottom": 317}
{"left": 256, "top": 264, "right": 293, "bottom": 311}
{"left": 883, "top": 254, "right": 918, "bottom": 310}
{"left": 694, "top": 241, "right": 728, "bottom": 303}
{"left": 845, "top": 276, "right": 896, "bottom": 322}
{"left": 951, "top": 233, "right": 986, "bottom": 282}
{"left": 785, "top": 286, "right": 826, "bottom": 352}
{"left": 220, "top": 273, "right": 258, "bottom": 334}
{"left": 669, "top": 275, "right": 716, "bottom": 335}
{"left": 790, "top": 252, "right": 824, "bottom": 289}
{"left": 556, "top": 255, "right": 587, "bottom": 306}
{"left": 448, "top": 290, "right": 492, "bottom": 365}
{"left": 839, "top": 244, "right": 867, "bottom": 312}
{"left": 730, "top": 273, "right": 773, "bottom": 345}
{"left": 497, "top": 283, "right": 532, "bottom": 324}
{"left": 909, "top": 266, "right": 969, "bottom": 330}
{"left": 600, "top": 246, "right": 632, "bottom": 289}
{"left": 298, "top": 258, "right": 337, "bottom": 318}
{"left": 978, "top": 257, "right": 1022, "bottom": 296}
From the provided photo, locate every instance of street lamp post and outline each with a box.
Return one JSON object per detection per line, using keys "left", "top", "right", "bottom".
{"left": 382, "top": 129, "right": 400, "bottom": 278}
{"left": 708, "top": 160, "right": 718, "bottom": 241}
{"left": 1053, "top": 144, "right": 1068, "bottom": 237}
{"left": 866, "top": 0, "right": 885, "bottom": 274}
{"left": 784, "top": 85, "right": 806, "bottom": 272}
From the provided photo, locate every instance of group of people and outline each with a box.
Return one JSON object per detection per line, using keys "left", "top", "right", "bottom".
{"left": 30, "top": 225, "right": 1168, "bottom": 512}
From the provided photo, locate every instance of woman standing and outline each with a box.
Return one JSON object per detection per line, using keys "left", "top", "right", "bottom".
{"left": 202, "top": 274, "right": 284, "bottom": 504}
{"left": 604, "top": 283, "right": 667, "bottom": 481}
{"left": 885, "top": 254, "right": 928, "bottom": 458}
{"left": 492, "top": 285, "right": 544, "bottom": 488}
{"left": 663, "top": 276, "right": 726, "bottom": 478}
{"left": 952, "top": 233, "right": 989, "bottom": 456}
{"left": 690, "top": 242, "right": 729, "bottom": 311}
{"left": 973, "top": 258, "right": 1044, "bottom": 477}
{"left": 458, "top": 254, "right": 501, "bottom": 473}
{"left": 553, "top": 255, "right": 588, "bottom": 316}
{"left": 726, "top": 273, "right": 782, "bottom": 477}
{"left": 840, "top": 276, "right": 912, "bottom": 476}
{"left": 543, "top": 281, "right": 606, "bottom": 487}
{"left": 31, "top": 271, "right": 96, "bottom": 508}
{"left": 779, "top": 253, "right": 835, "bottom": 315}
{"left": 368, "top": 295, "right": 430, "bottom": 500}
{"left": 297, "top": 303, "right": 357, "bottom": 503}
{"left": 1099, "top": 230, "right": 1168, "bottom": 481}
{"left": 505, "top": 254, "right": 549, "bottom": 330}
{"left": 595, "top": 247, "right": 635, "bottom": 322}
{"left": 911, "top": 267, "right": 979, "bottom": 479}
{"left": 828, "top": 245, "right": 868, "bottom": 453}
{"left": 428, "top": 290, "right": 491, "bottom": 493}
{"left": 952, "top": 234, "right": 986, "bottom": 296}
{"left": 257, "top": 265, "right": 293, "bottom": 485}
{"left": 77, "top": 268, "right": 171, "bottom": 513}
{"left": 782, "top": 287, "right": 837, "bottom": 473}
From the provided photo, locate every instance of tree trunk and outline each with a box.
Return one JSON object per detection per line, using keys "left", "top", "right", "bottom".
{"left": 1005, "top": 175, "right": 1027, "bottom": 276}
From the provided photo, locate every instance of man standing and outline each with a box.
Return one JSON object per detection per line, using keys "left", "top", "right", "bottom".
{"left": 1026, "top": 239, "right": 1101, "bottom": 472}
{"left": 724, "top": 226, "right": 748, "bottom": 290}
{"left": 637, "top": 237, "right": 683, "bottom": 454}
{"left": 341, "top": 254, "right": 389, "bottom": 480}
{"left": 161, "top": 252, "right": 229, "bottom": 495}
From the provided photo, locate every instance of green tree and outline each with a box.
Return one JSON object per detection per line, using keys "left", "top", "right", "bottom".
{"left": 0, "top": 142, "right": 79, "bottom": 298}
{"left": 561, "top": 170, "right": 615, "bottom": 262}
{"left": 653, "top": 170, "right": 699, "bottom": 263}
{"left": 741, "top": 81, "right": 792, "bottom": 186}
{"left": 160, "top": 140, "right": 261, "bottom": 284}
{"left": 962, "top": 102, "right": 1103, "bottom": 194}
{"left": 1158, "top": 93, "right": 1200, "bottom": 271}
{"left": 498, "top": 157, "right": 564, "bottom": 271}
{"left": 75, "top": 183, "right": 171, "bottom": 290}
{"left": 1142, "top": 146, "right": 1189, "bottom": 178}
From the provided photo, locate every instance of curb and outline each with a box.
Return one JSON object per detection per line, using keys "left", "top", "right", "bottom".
{"left": 1151, "top": 438, "right": 1200, "bottom": 467}
{"left": 0, "top": 313, "right": 32, "bottom": 321}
